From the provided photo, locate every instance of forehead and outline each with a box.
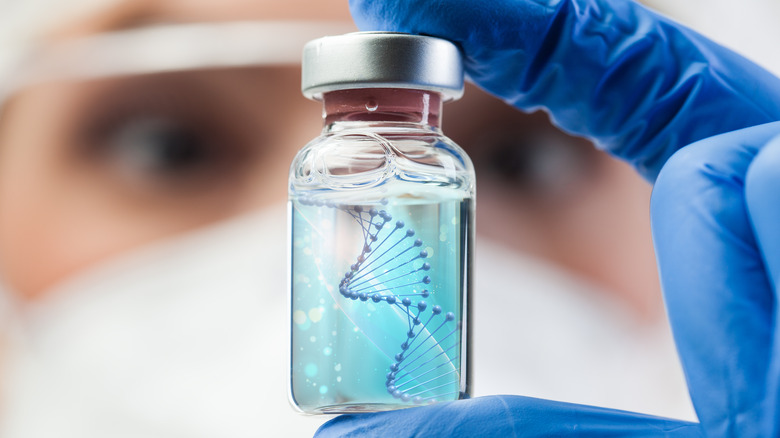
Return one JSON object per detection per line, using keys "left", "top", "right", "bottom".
{"left": 172, "top": 0, "right": 349, "bottom": 19}
{"left": 145, "top": 0, "right": 352, "bottom": 22}
{"left": 52, "top": 0, "right": 352, "bottom": 37}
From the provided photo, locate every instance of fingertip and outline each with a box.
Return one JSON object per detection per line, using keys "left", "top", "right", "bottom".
{"left": 313, "top": 411, "right": 411, "bottom": 437}
{"left": 313, "top": 414, "right": 357, "bottom": 437}
{"left": 347, "top": 0, "right": 379, "bottom": 31}
{"left": 314, "top": 414, "right": 385, "bottom": 438}
{"left": 347, "top": 0, "right": 416, "bottom": 33}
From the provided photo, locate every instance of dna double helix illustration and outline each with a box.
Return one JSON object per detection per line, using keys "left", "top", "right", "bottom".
{"left": 336, "top": 202, "right": 462, "bottom": 405}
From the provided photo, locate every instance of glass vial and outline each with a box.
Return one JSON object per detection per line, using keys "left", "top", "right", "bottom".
{"left": 289, "top": 32, "right": 474, "bottom": 414}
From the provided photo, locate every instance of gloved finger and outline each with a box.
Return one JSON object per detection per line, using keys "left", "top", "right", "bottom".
{"left": 314, "top": 395, "right": 703, "bottom": 437}
{"left": 651, "top": 121, "right": 780, "bottom": 436}
{"left": 744, "top": 134, "right": 780, "bottom": 436}
{"left": 349, "top": 0, "right": 780, "bottom": 181}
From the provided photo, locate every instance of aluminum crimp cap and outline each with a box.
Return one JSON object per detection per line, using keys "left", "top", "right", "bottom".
{"left": 301, "top": 31, "right": 464, "bottom": 101}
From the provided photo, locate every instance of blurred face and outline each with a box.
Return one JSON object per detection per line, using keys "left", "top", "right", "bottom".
{"left": 0, "top": 0, "right": 660, "bottom": 320}
{"left": 0, "top": 66, "right": 320, "bottom": 299}
{"left": 0, "top": 0, "right": 347, "bottom": 299}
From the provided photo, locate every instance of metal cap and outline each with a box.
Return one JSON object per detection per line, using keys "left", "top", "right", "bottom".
{"left": 301, "top": 31, "right": 464, "bottom": 101}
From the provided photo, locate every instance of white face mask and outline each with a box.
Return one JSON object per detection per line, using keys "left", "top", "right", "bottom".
{"left": 0, "top": 205, "right": 329, "bottom": 437}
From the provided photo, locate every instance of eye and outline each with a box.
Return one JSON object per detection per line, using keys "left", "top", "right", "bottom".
{"left": 70, "top": 74, "right": 256, "bottom": 194}
{"left": 472, "top": 131, "right": 596, "bottom": 196}
{"left": 445, "top": 93, "right": 597, "bottom": 198}
{"left": 480, "top": 134, "right": 539, "bottom": 185}
{"left": 83, "top": 112, "right": 241, "bottom": 194}
{"left": 100, "top": 116, "right": 216, "bottom": 177}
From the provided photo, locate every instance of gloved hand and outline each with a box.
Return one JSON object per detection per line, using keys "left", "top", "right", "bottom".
{"left": 313, "top": 0, "right": 780, "bottom": 436}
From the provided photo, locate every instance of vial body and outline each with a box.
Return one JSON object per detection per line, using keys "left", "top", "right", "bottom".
{"left": 289, "top": 90, "right": 474, "bottom": 413}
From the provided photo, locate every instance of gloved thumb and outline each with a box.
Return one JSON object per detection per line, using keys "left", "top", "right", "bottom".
{"left": 744, "top": 132, "right": 780, "bottom": 436}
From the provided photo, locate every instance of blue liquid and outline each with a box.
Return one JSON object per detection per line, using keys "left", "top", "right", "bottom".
{"left": 290, "top": 194, "right": 470, "bottom": 413}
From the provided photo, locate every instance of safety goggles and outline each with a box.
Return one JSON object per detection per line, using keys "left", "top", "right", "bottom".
{"left": 0, "top": 20, "right": 356, "bottom": 106}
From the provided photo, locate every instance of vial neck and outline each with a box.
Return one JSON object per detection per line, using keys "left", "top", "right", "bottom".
{"left": 322, "top": 88, "right": 442, "bottom": 130}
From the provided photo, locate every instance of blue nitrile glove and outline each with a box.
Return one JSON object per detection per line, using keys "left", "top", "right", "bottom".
{"left": 313, "top": 0, "right": 780, "bottom": 436}
{"left": 349, "top": 0, "right": 780, "bottom": 182}
{"left": 652, "top": 121, "right": 780, "bottom": 437}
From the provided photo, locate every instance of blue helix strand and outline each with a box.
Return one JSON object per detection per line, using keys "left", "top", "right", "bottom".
{"left": 334, "top": 202, "right": 462, "bottom": 404}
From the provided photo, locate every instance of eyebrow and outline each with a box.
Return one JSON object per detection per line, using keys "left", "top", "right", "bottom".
{"left": 49, "top": 0, "right": 178, "bottom": 38}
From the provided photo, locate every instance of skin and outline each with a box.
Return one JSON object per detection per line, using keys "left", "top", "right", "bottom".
{"left": 0, "top": 66, "right": 320, "bottom": 298}
{"left": 0, "top": 0, "right": 661, "bottom": 323}
{"left": 0, "top": 0, "right": 333, "bottom": 299}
